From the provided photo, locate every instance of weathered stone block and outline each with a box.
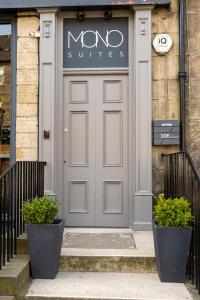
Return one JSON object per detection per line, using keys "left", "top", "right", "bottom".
{"left": 187, "top": 34, "right": 200, "bottom": 54}
{"left": 152, "top": 10, "right": 178, "bottom": 34}
{"left": 166, "top": 55, "right": 179, "bottom": 79}
{"left": 16, "top": 148, "right": 37, "bottom": 161}
{"left": 152, "top": 56, "right": 166, "bottom": 80}
{"left": 167, "top": 79, "right": 179, "bottom": 100}
{"left": 187, "top": 79, "right": 200, "bottom": 100}
{"left": 152, "top": 99, "right": 169, "bottom": 119}
{"left": 170, "top": 0, "right": 179, "bottom": 13}
{"left": 16, "top": 133, "right": 37, "bottom": 148}
{"left": 187, "top": 0, "right": 200, "bottom": 13}
{"left": 153, "top": 80, "right": 167, "bottom": 100}
{"left": 17, "top": 52, "right": 38, "bottom": 69}
{"left": 17, "top": 17, "right": 39, "bottom": 37}
{"left": 16, "top": 104, "right": 37, "bottom": 117}
{"left": 189, "top": 54, "right": 200, "bottom": 78}
{"left": 16, "top": 117, "right": 38, "bottom": 133}
{"left": 18, "top": 37, "right": 38, "bottom": 53}
{"left": 187, "top": 13, "right": 200, "bottom": 35}
{"left": 17, "top": 85, "right": 38, "bottom": 104}
{"left": 17, "top": 69, "right": 38, "bottom": 85}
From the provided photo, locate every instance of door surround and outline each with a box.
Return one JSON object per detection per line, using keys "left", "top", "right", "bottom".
{"left": 38, "top": 8, "right": 153, "bottom": 230}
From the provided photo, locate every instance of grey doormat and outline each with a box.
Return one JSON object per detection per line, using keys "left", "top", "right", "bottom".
{"left": 63, "top": 232, "right": 136, "bottom": 249}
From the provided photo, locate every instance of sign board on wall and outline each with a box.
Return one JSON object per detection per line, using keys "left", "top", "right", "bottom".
{"left": 63, "top": 18, "right": 128, "bottom": 68}
{"left": 153, "top": 34, "right": 173, "bottom": 55}
{"left": 153, "top": 120, "right": 180, "bottom": 145}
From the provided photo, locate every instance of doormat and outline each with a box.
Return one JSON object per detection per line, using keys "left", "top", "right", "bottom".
{"left": 63, "top": 232, "right": 136, "bottom": 249}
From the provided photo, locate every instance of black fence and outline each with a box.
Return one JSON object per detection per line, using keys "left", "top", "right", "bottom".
{"left": 163, "top": 151, "right": 200, "bottom": 293}
{"left": 0, "top": 161, "right": 46, "bottom": 269}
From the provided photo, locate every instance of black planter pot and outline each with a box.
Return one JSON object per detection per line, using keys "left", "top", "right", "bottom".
{"left": 26, "top": 219, "right": 64, "bottom": 279}
{"left": 152, "top": 222, "right": 192, "bottom": 283}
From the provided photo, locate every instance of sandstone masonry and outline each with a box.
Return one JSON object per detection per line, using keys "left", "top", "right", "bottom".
{"left": 16, "top": 13, "right": 39, "bottom": 161}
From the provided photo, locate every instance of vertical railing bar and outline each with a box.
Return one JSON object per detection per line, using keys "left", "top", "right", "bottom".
{"left": 10, "top": 168, "right": 14, "bottom": 258}
{"left": 2, "top": 176, "right": 6, "bottom": 266}
{"left": 16, "top": 163, "right": 19, "bottom": 237}
{"left": 19, "top": 162, "right": 23, "bottom": 235}
{"left": 6, "top": 172, "right": 10, "bottom": 262}
{"left": 13, "top": 164, "right": 17, "bottom": 254}
{"left": 0, "top": 177, "right": 2, "bottom": 269}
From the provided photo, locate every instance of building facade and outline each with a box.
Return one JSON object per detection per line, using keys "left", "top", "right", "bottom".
{"left": 0, "top": 0, "right": 198, "bottom": 230}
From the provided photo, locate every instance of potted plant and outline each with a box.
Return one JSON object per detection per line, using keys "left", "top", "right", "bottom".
{"left": 21, "top": 196, "right": 64, "bottom": 279}
{"left": 152, "top": 194, "right": 193, "bottom": 283}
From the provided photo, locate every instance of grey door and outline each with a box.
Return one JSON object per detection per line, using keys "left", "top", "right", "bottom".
{"left": 63, "top": 75, "right": 129, "bottom": 227}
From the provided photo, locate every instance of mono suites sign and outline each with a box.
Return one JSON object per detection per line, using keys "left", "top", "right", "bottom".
{"left": 63, "top": 18, "right": 128, "bottom": 68}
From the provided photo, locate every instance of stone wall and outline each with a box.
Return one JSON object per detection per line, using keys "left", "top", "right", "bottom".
{"left": 152, "top": 0, "right": 180, "bottom": 194}
{"left": 16, "top": 13, "right": 39, "bottom": 161}
{"left": 186, "top": 0, "right": 200, "bottom": 173}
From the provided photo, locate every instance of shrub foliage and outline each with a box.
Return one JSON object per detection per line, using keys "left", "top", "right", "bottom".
{"left": 153, "top": 194, "right": 193, "bottom": 227}
{"left": 21, "top": 196, "right": 59, "bottom": 224}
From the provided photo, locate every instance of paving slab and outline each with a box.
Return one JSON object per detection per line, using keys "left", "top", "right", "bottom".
{"left": 61, "top": 229, "right": 155, "bottom": 257}
{"left": 63, "top": 232, "right": 136, "bottom": 249}
{"left": 24, "top": 272, "right": 192, "bottom": 300}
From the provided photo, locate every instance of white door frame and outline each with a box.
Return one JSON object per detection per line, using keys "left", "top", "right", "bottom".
{"left": 38, "top": 7, "right": 153, "bottom": 230}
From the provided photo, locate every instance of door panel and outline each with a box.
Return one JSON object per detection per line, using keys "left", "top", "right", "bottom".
{"left": 63, "top": 75, "right": 128, "bottom": 227}
{"left": 95, "top": 76, "right": 128, "bottom": 227}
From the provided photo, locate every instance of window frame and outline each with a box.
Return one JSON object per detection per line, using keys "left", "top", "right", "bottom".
{"left": 0, "top": 14, "right": 17, "bottom": 165}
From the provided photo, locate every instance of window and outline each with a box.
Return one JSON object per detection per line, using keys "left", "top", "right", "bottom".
{"left": 0, "top": 24, "right": 11, "bottom": 173}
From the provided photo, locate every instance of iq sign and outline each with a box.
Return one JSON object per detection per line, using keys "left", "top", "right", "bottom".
{"left": 153, "top": 34, "right": 173, "bottom": 55}
{"left": 63, "top": 18, "right": 128, "bottom": 68}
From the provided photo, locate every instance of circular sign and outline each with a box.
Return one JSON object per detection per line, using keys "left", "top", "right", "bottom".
{"left": 153, "top": 34, "right": 173, "bottom": 55}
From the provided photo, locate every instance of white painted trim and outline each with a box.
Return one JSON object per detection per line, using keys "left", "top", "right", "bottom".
{"left": 132, "top": 7, "right": 153, "bottom": 230}
{"left": 38, "top": 10, "right": 58, "bottom": 196}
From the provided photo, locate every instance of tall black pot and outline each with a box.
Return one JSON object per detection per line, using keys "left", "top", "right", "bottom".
{"left": 152, "top": 222, "right": 192, "bottom": 283}
{"left": 26, "top": 219, "right": 64, "bottom": 279}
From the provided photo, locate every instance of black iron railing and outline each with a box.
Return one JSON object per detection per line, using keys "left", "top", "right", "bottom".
{"left": 0, "top": 161, "right": 46, "bottom": 269}
{"left": 162, "top": 151, "right": 200, "bottom": 293}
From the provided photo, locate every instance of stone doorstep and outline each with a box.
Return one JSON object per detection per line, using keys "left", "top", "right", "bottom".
{"left": 17, "top": 231, "right": 156, "bottom": 273}
{"left": 22, "top": 272, "right": 193, "bottom": 300}
{"left": 60, "top": 230, "right": 156, "bottom": 272}
{"left": 0, "top": 255, "right": 30, "bottom": 296}
{"left": 59, "top": 255, "right": 156, "bottom": 273}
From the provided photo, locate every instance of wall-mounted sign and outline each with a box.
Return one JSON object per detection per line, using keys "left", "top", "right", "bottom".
{"left": 153, "top": 120, "right": 180, "bottom": 145}
{"left": 63, "top": 18, "right": 128, "bottom": 68}
{"left": 153, "top": 34, "right": 173, "bottom": 55}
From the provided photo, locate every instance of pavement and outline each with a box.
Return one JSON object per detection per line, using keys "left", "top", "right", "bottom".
{"left": 25, "top": 272, "right": 193, "bottom": 300}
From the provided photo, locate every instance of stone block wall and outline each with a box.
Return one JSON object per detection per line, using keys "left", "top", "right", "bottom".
{"left": 186, "top": 0, "right": 200, "bottom": 173}
{"left": 152, "top": 0, "right": 180, "bottom": 194}
{"left": 16, "top": 13, "right": 39, "bottom": 161}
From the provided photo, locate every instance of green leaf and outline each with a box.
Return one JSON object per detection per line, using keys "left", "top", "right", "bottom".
{"left": 21, "top": 196, "right": 59, "bottom": 224}
{"left": 153, "top": 194, "right": 194, "bottom": 227}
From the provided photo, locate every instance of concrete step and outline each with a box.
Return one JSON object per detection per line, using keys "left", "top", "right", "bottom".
{"left": 18, "top": 230, "right": 156, "bottom": 273}
{"left": 23, "top": 272, "right": 193, "bottom": 300}
{"left": 0, "top": 255, "right": 30, "bottom": 296}
{"left": 59, "top": 253, "right": 156, "bottom": 272}
{"left": 59, "top": 230, "right": 156, "bottom": 272}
